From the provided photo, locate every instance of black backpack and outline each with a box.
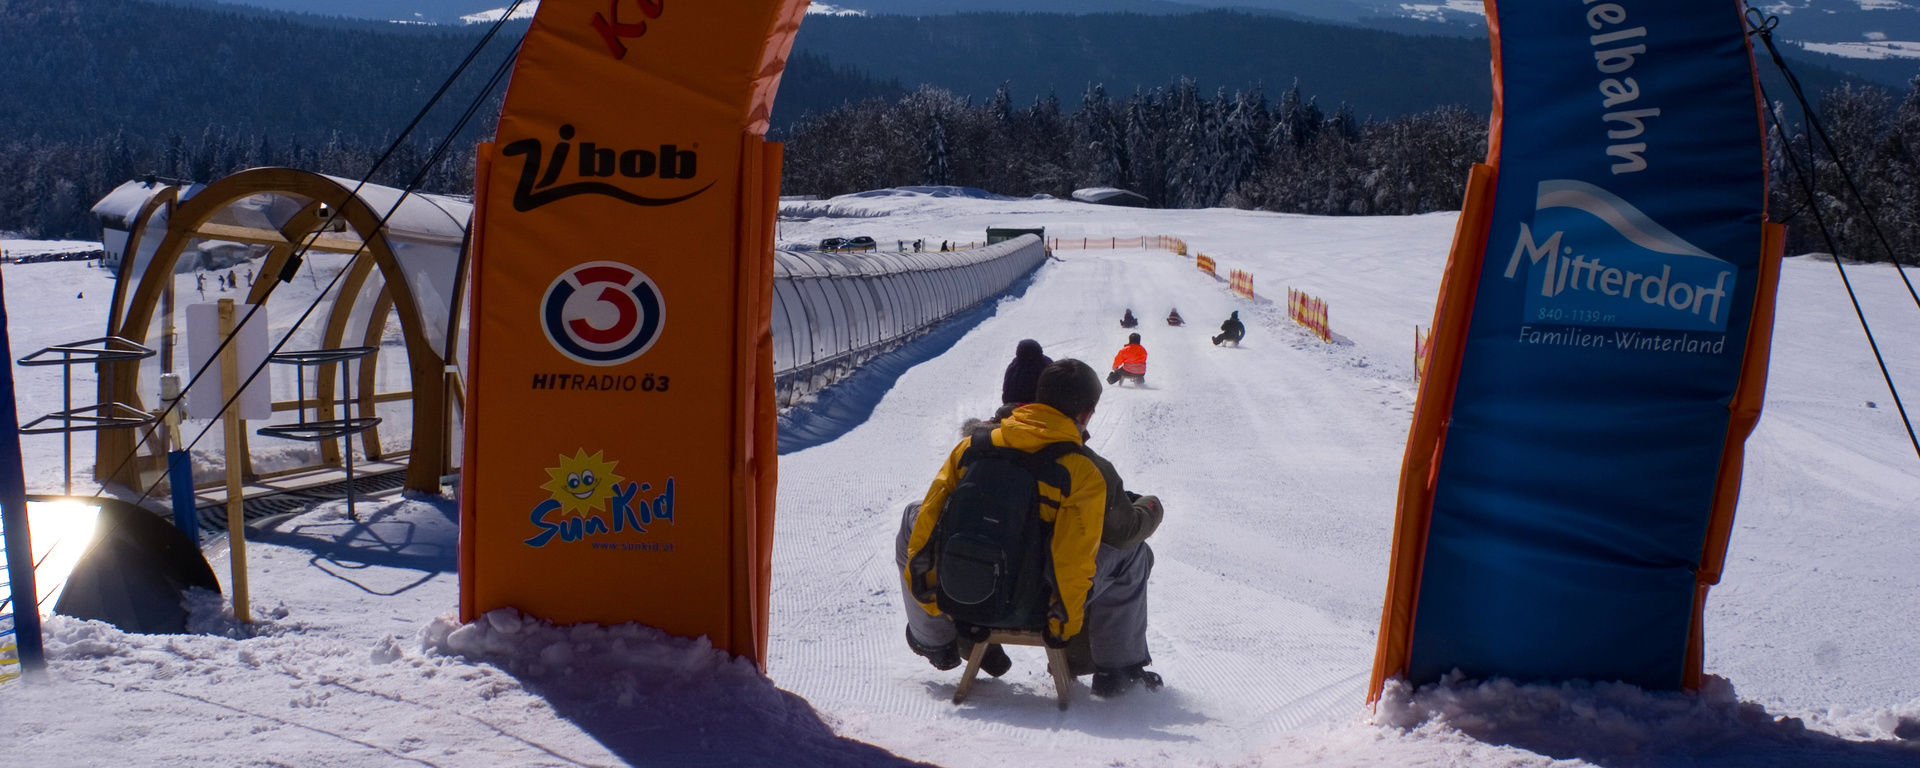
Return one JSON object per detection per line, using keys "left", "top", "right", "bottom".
{"left": 933, "top": 430, "right": 1084, "bottom": 630}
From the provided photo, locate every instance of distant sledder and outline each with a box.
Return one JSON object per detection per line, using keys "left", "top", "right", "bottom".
{"left": 1212, "top": 311, "right": 1245, "bottom": 346}
{"left": 1119, "top": 308, "right": 1139, "bottom": 329}
{"left": 1165, "top": 308, "right": 1184, "bottom": 326}
{"left": 1107, "top": 333, "right": 1147, "bottom": 386}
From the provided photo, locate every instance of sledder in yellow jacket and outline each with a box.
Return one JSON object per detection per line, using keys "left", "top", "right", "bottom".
{"left": 898, "top": 358, "right": 1164, "bottom": 698}
{"left": 903, "top": 402, "right": 1106, "bottom": 642}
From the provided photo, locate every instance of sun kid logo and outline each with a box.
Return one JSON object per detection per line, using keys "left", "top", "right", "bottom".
{"left": 526, "top": 449, "right": 675, "bottom": 548}
{"left": 502, "top": 124, "right": 711, "bottom": 212}
{"left": 542, "top": 261, "right": 664, "bottom": 366}
{"left": 591, "top": 0, "right": 664, "bottom": 60}
{"left": 1503, "top": 180, "right": 1734, "bottom": 334}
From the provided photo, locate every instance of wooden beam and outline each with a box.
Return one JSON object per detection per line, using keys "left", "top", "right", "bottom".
{"left": 192, "top": 222, "right": 367, "bottom": 253}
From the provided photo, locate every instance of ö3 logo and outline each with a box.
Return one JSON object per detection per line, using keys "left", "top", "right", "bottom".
{"left": 541, "top": 261, "right": 664, "bottom": 366}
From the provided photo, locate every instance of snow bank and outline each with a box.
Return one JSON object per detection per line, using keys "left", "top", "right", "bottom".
{"left": 1, "top": 239, "right": 102, "bottom": 261}
{"left": 1376, "top": 672, "right": 1920, "bottom": 766}
{"left": 422, "top": 608, "right": 920, "bottom": 766}
{"left": 808, "top": 4, "right": 868, "bottom": 16}
{"left": 1798, "top": 40, "right": 1920, "bottom": 60}
{"left": 782, "top": 186, "right": 1022, "bottom": 220}
{"left": 459, "top": 2, "right": 538, "bottom": 24}
{"left": 425, "top": 608, "right": 758, "bottom": 705}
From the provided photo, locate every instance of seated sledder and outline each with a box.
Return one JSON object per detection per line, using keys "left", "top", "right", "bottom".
{"left": 1119, "top": 308, "right": 1139, "bottom": 328}
{"left": 896, "top": 360, "right": 1166, "bottom": 697}
{"left": 1166, "top": 308, "right": 1184, "bottom": 326}
{"left": 1212, "top": 311, "right": 1245, "bottom": 346}
{"left": 1107, "top": 333, "right": 1147, "bottom": 386}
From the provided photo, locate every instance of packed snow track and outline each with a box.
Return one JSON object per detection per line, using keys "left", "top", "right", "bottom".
{"left": 768, "top": 243, "right": 1418, "bottom": 766}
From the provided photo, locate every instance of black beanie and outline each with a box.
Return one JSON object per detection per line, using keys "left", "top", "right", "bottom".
{"left": 1035, "top": 359, "right": 1102, "bottom": 417}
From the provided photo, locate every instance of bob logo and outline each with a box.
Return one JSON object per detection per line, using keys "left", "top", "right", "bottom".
{"left": 541, "top": 261, "right": 665, "bottom": 366}
{"left": 503, "top": 124, "right": 712, "bottom": 212}
{"left": 590, "top": 0, "right": 664, "bottom": 60}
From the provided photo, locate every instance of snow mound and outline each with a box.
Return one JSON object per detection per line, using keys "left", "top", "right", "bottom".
{"left": 808, "top": 3, "right": 868, "bottom": 16}
{"left": 422, "top": 608, "right": 917, "bottom": 765}
{"left": 1376, "top": 672, "right": 1920, "bottom": 766}
{"left": 424, "top": 607, "right": 756, "bottom": 698}
{"left": 460, "top": 3, "right": 539, "bottom": 24}
{"left": 846, "top": 186, "right": 1014, "bottom": 201}
{"left": 2, "top": 238, "right": 101, "bottom": 259}
{"left": 1799, "top": 40, "right": 1920, "bottom": 61}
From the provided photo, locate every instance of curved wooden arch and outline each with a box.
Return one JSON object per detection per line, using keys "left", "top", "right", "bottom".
{"left": 311, "top": 259, "right": 397, "bottom": 464}
{"left": 355, "top": 287, "right": 400, "bottom": 459}
{"left": 104, "top": 184, "right": 183, "bottom": 335}
{"left": 97, "top": 167, "right": 451, "bottom": 493}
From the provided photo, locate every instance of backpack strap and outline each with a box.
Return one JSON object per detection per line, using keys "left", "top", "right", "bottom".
{"left": 957, "top": 428, "right": 1085, "bottom": 505}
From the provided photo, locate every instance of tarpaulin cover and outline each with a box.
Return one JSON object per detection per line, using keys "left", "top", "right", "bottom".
{"left": 461, "top": 0, "right": 806, "bottom": 668}
{"left": 1371, "top": 0, "right": 1784, "bottom": 696}
{"left": 49, "top": 496, "right": 220, "bottom": 635}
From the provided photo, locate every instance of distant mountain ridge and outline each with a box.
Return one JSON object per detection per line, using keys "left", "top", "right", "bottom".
{"left": 10, "top": 1, "right": 1897, "bottom": 138}
{"left": 191, "top": 0, "right": 1920, "bottom": 45}
{"left": 181, "top": 0, "right": 1920, "bottom": 90}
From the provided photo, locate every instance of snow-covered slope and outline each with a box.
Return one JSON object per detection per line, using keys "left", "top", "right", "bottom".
{"left": 1, "top": 192, "right": 1917, "bottom": 766}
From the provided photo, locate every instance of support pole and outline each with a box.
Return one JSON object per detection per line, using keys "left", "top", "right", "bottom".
{"left": 161, "top": 373, "right": 195, "bottom": 539}
{"left": 218, "top": 300, "right": 250, "bottom": 623}
{"left": 162, "top": 278, "right": 175, "bottom": 386}
{"left": 341, "top": 356, "right": 356, "bottom": 521}
{"left": 0, "top": 268, "right": 44, "bottom": 676}
{"left": 59, "top": 348, "right": 71, "bottom": 496}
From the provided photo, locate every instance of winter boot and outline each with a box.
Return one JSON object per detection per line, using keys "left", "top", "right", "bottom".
{"left": 958, "top": 638, "right": 1013, "bottom": 678}
{"left": 1090, "top": 663, "right": 1163, "bottom": 698}
{"left": 1064, "top": 632, "right": 1096, "bottom": 677}
{"left": 906, "top": 626, "right": 961, "bottom": 671}
{"left": 981, "top": 644, "right": 1012, "bottom": 677}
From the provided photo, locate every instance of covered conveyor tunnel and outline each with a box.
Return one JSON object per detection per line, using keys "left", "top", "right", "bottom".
{"left": 772, "top": 234, "right": 1048, "bottom": 404}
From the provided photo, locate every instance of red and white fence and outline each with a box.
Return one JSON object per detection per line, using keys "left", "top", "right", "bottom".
{"left": 1195, "top": 254, "right": 1217, "bottom": 276}
{"left": 1288, "top": 288, "right": 1330, "bottom": 342}
{"left": 1414, "top": 325, "right": 1433, "bottom": 381}
{"left": 1229, "top": 269, "right": 1255, "bottom": 299}
{"left": 1047, "top": 235, "right": 1187, "bottom": 253}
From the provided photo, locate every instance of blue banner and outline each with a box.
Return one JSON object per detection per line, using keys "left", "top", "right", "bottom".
{"left": 0, "top": 267, "right": 43, "bottom": 675}
{"left": 1406, "top": 0, "right": 1768, "bottom": 689}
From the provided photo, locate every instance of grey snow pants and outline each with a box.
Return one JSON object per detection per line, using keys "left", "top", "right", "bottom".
{"left": 895, "top": 502, "right": 1153, "bottom": 671}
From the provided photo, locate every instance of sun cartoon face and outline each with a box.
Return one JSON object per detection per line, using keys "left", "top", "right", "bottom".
{"left": 540, "top": 449, "right": 625, "bottom": 516}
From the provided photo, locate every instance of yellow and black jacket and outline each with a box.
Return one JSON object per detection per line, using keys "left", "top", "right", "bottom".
{"left": 903, "top": 404, "right": 1107, "bottom": 641}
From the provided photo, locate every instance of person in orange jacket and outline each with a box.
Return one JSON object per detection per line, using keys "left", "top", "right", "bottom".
{"left": 1107, "top": 333, "right": 1147, "bottom": 386}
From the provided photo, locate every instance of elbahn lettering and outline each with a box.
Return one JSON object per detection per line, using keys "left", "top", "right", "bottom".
{"left": 1586, "top": 1, "right": 1661, "bottom": 174}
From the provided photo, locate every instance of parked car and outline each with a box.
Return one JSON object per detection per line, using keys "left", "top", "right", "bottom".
{"left": 845, "top": 236, "right": 876, "bottom": 252}
{"left": 819, "top": 237, "right": 847, "bottom": 251}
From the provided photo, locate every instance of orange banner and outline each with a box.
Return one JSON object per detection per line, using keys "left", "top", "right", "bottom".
{"left": 460, "top": 0, "right": 805, "bottom": 668}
